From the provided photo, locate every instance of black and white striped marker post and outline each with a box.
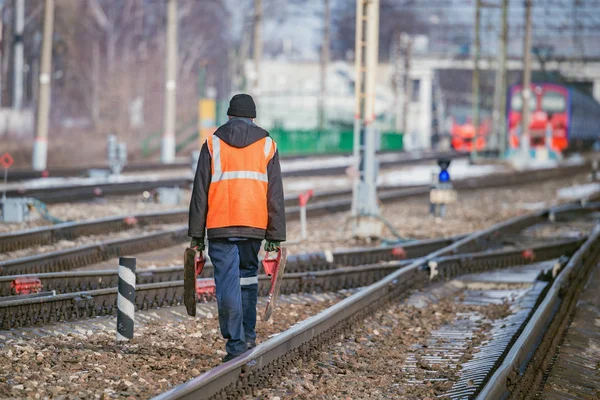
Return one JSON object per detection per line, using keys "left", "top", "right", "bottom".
{"left": 117, "top": 257, "right": 136, "bottom": 341}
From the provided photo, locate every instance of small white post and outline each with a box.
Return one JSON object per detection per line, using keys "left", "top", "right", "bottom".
{"left": 298, "top": 190, "right": 313, "bottom": 242}
{"left": 300, "top": 205, "right": 307, "bottom": 240}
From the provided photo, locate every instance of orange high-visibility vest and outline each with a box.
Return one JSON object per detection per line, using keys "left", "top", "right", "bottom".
{"left": 206, "top": 135, "right": 277, "bottom": 230}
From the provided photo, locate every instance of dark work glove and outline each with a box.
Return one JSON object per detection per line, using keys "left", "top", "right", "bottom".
{"left": 264, "top": 240, "right": 281, "bottom": 252}
{"left": 190, "top": 237, "right": 205, "bottom": 251}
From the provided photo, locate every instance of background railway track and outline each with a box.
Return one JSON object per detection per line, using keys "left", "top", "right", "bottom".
{"left": 3, "top": 153, "right": 583, "bottom": 204}
{"left": 4, "top": 150, "right": 467, "bottom": 183}
{"left": 0, "top": 161, "right": 592, "bottom": 259}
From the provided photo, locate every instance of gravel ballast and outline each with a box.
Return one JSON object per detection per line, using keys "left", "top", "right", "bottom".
{"left": 252, "top": 290, "right": 511, "bottom": 399}
{"left": 0, "top": 296, "right": 347, "bottom": 399}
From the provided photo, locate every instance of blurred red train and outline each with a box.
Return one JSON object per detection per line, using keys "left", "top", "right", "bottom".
{"left": 507, "top": 83, "right": 600, "bottom": 152}
{"left": 450, "top": 114, "right": 490, "bottom": 152}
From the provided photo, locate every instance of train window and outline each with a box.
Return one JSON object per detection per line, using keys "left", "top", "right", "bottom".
{"left": 541, "top": 91, "right": 567, "bottom": 113}
{"left": 510, "top": 91, "right": 536, "bottom": 111}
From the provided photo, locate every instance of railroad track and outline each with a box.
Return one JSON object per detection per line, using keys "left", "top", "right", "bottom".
{"left": 147, "top": 201, "right": 600, "bottom": 400}
{"left": 1, "top": 199, "right": 596, "bottom": 330}
{"left": 5, "top": 150, "right": 466, "bottom": 182}
{"left": 5, "top": 151, "right": 580, "bottom": 204}
{"left": 0, "top": 161, "right": 592, "bottom": 259}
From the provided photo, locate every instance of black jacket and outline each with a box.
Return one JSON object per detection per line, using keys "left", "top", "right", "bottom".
{"left": 188, "top": 118, "right": 286, "bottom": 242}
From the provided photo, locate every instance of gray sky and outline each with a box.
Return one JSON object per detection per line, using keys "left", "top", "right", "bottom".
{"left": 225, "top": 0, "right": 600, "bottom": 60}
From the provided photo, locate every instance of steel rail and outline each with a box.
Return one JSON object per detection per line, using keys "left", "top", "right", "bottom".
{"left": 0, "top": 215, "right": 450, "bottom": 276}
{"left": 3, "top": 155, "right": 587, "bottom": 205}
{"left": 0, "top": 235, "right": 583, "bottom": 298}
{"left": 1, "top": 161, "right": 592, "bottom": 255}
{"left": 0, "top": 185, "right": 411, "bottom": 253}
{"left": 280, "top": 150, "right": 467, "bottom": 178}
{"left": 0, "top": 235, "right": 464, "bottom": 296}
{"left": 0, "top": 239, "right": 580, "bottom": 330}
{"left": 151, "top": 201, "right": 595, "bottom": 400}
{"left": 5, "top": 150, "right": 467, "bottom": 182}
{"left": 4, "top": 177, "right": 192, "bottom": 204}
{"left": 0, "top": 227, "right": 189, "bottom": 276}
{"left": 476, "top": 224, "right": 600, "bottom": 399}
{"left": 1, "top": 192, "right": 597, "bottom": 281}
{"left": 0, "top": 209, "right": 188, "bottom": 253}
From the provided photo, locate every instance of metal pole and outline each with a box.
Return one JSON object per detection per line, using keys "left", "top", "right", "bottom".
{"left": 161, "top": 0, "right": 177, "bottom": 164}
{"left": 471, "top": 0, "right": 481, "bottom": 160}
{"left": 499, "top": 0, "right": 509, "bottom": 156}
{"left": 32, "top": 0, "right": 54, "bottom": 171}
{"left": 300, "top": 205, "right": 307, "bottom": 240}
{"left": 363, "top": 0, "right": 379, "bottom": 212}
{"left": 520, "top": 0, "right": 533, "bottom": 157}
{"left": 393, "top": 31, "right": 401, "bottom": 133}
{"left": 3, "top": 168, "right": 7, "bottom": 203}
{"left": 253, "top": 0, "right": 262, "bottom": 97}
{"left": 351, "top": 0, "right": 380, "bottom": 238}
{"left": 12, "top": 0, "right": 24, "bottom": 110}
{"left": 401, "top": 35, "right": 412, "bottom": 140}
{"left": 318, "top": 0, "right": 330, "bottom": 131}
{"left": 491, "top": 0, "right": 509, "bottom": 154}
{"left": 351, "top": 0, "right": 364, "bottom": 218}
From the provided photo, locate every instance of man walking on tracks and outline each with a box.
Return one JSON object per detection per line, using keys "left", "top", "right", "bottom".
{"left": 188, "top": 94, "right": 286, "bottom": 362}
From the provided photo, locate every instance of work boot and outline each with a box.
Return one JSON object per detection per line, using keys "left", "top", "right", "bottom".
{"left": 246, "top": 341, "right": 256, "bottom": 350}
{"left": 222, "top": 353, "right": 241, "bottom": 363}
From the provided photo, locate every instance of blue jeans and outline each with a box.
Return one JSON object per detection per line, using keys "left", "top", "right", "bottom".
{"left": 208, "top": 238, "right": 261, "bottom": 356}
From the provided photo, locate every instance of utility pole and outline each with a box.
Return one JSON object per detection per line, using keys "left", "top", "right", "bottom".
{"left": 0, "top": 2, "right": 4, "bottom": 107}
{"left": 32, "top": 0, "right": 54, "bottom": 171}
{"left": 401, "top": 34, "right": 412, "bottom": 140}
{"left": 490, "top": 0, "right": 509, "bottom": 155}
{"left": 253, "top": 0, "right": 262, "bottom": 97}
{"left": 351, "top": 0, "right": 381, "bottom": 239}
{"left": 520, "top": 0, "right": 533, "bottom": 157}
{"left": 471, "top": 0, "right": 481, "bottom": 161}
{"left": 12, "top": 0, "right": 24, "bottom": 110}
{"left": 318, "top": 0, "right": 330, "bottom": 131}
{"left": 161, "top": 0, "right": 177, "bottom": 164}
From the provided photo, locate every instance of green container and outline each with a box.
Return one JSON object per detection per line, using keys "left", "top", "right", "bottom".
{"left": 269, "top": 128, "right": 403, "bottom": 156}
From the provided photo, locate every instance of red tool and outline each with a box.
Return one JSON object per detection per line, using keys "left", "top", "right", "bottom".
{"left": 11, "top": 277, "right": 42, "bottom": 295}
{"left": 184, "top": 247, "right": 207, "bottom": 317}
{"left": 262, "top": 247, "right": 288, "bottom": 321}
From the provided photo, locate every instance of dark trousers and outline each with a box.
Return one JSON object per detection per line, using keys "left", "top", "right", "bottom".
{"left": 208, "top": 238, "right": 261, "bottom": 356}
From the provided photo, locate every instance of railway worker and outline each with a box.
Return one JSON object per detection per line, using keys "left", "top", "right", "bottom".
{"left": 188, "top": 93, "right": 286, "bottom": 362}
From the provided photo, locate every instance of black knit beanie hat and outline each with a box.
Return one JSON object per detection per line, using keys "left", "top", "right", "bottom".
{"left": 227, "top": 94, "right": 256, "bottom": 118}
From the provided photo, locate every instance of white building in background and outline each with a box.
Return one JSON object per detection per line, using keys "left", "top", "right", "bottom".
{"left": 246, "top": 59, "right": 437, "bottom": 150}
{"left": 247, "top": 54, "right": 600, "bottom": 150}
